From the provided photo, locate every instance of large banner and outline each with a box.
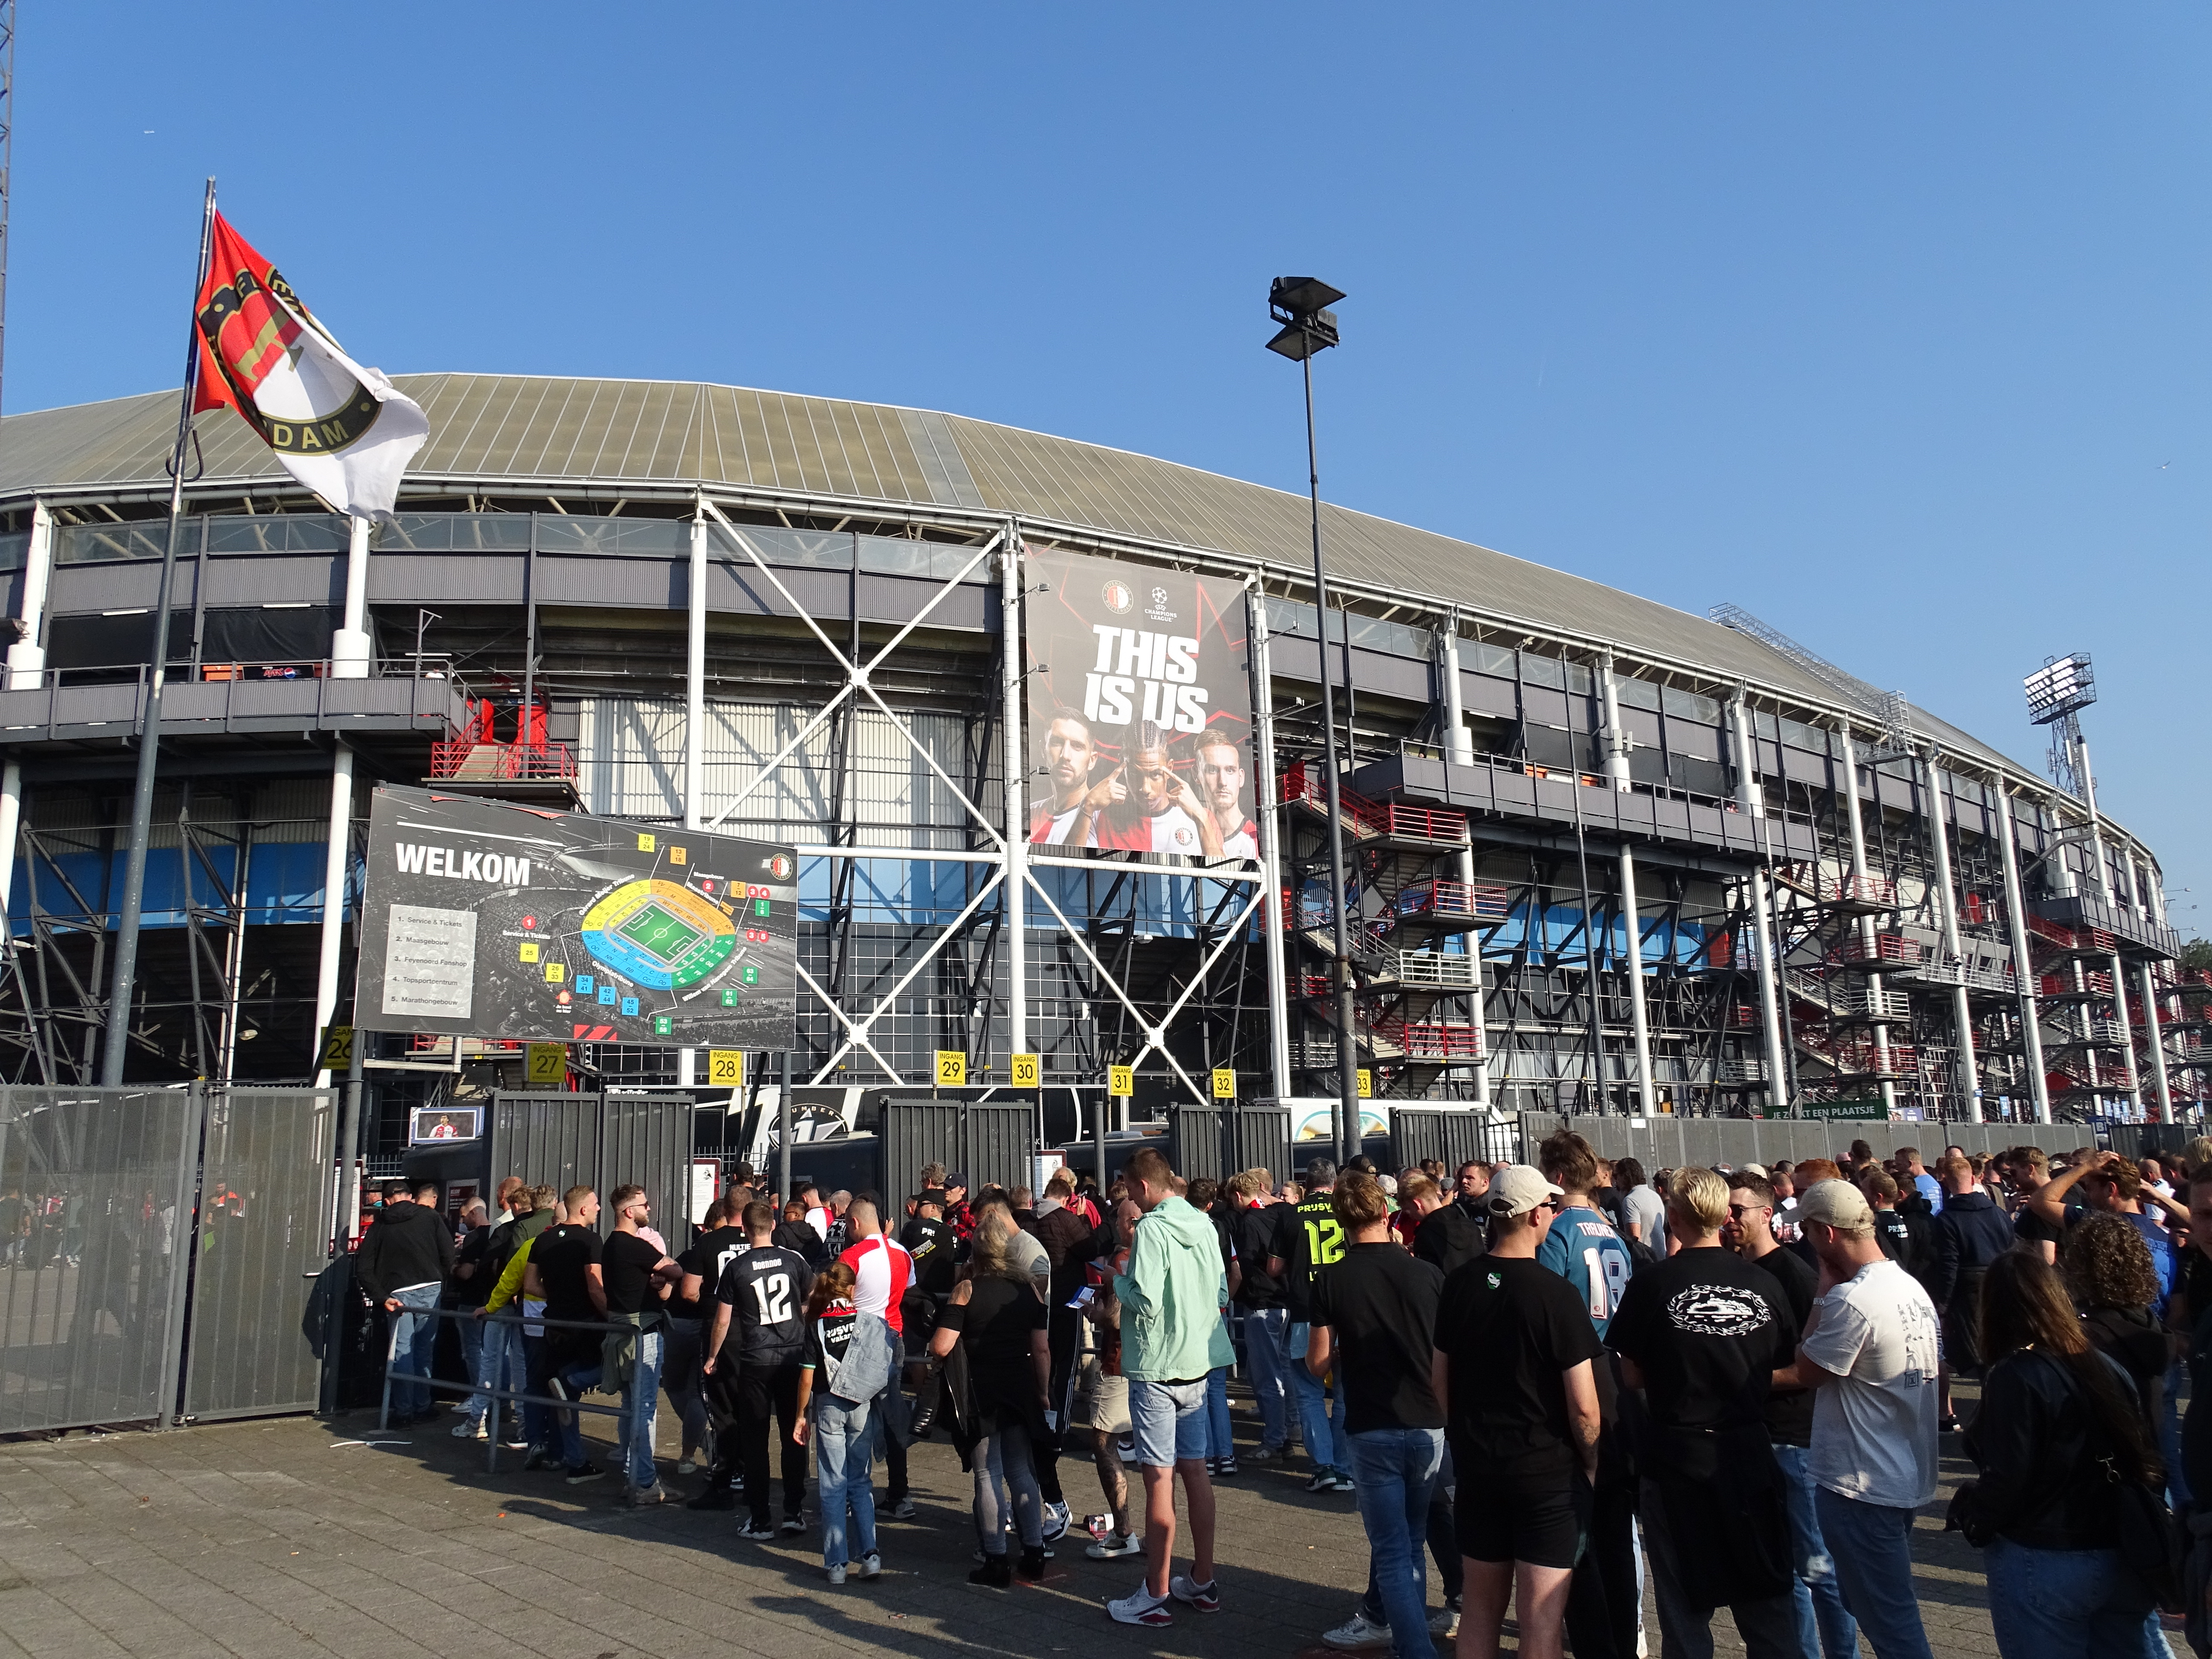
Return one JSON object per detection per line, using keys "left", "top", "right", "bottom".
{"left": 1024, "top": 548, "right": 1254, "bottom": 864}
{"left": 354, "top": 787, "right": 796, "bottom": 1048}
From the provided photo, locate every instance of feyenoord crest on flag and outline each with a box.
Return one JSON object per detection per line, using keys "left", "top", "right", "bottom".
{"left": 192, "top": 215, "right": 428, "bottom": 521}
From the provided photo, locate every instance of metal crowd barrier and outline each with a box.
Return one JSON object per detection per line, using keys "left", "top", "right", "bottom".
{"left": 378, "top": 1304, "right": 652, "bottom": 1475}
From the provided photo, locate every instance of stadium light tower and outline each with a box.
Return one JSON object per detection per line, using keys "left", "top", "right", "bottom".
{"left": 1266, "top": 276, "right": 1359, "bottom": 1164}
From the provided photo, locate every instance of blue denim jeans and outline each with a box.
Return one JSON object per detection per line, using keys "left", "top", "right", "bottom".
{"left": 1349, "top": 1426, "right": 1444, "bottom": 1659}
{"left": 973, "top": 1419, "right": 1045, "bottom": 1551}
{"left": 1286, "top": 1319, "right": 1341, "bottom": 1472}
{"left": 1771, "top": 1444, "right": 1858, "bottom": 1659}
{"left": 469, "top": 1317, "right": 524, "bottom": 1432}
{"left": 555, "top": 1356, "right": 608, "bottom": 1467}
{"left": 1205, "top": 1365, "right": 1234, "bottom": 1460}
{"left": 1242, "top": 1305, "right": 1293, "bottom": 1450}
{"left": 618, "top": 1328, "right": 664, "bottom": 1492}
{"left": 1814, "top": 1487, "right": 1934, "bottom": 1659}
{"left": 520, "top": 1327, "right": 555, "bottom": 1451}
{"left": 1983, "top": 1534, "right": 2163, "bottom": 1659}
{"left": 455, "top": 1310, "right": 485, "bottom": 1419}
{"left": 814, "top": 1394, "right": 878, "bottom": 1569}
{"left": 385, "top": 1284, "right": 441, "bottom": 1418}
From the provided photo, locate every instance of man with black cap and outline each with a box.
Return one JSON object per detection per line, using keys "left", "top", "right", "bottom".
{"left": 1431, "top": 1165, "right": 1601, "bottom": 1659}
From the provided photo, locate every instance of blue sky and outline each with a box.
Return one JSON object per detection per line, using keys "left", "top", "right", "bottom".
{"left": 10, "top": 5, "right": 2208, "bottom": 926}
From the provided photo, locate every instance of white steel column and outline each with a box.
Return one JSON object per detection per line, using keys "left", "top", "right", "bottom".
{"left": 1250, "top": 588, "right": 1292, "bottom": 1097}
{"left": 312, "top": 742, "right": 356, "bottom": 1086}
{"left": 1920, "top": 751, "right": 1982, "bottom": 1122}
{"left": 678, "top": 511, "right": 708, "bottom": 1088}
{"left": 999, "top": 530, "right": 1028, "bottom": 1066}
{"left": 2137, "top": 860, "right": 2175, "bottom": 1122}
{"left": 1618, "top": 844, "right": 1656, "bottom": 1115}
{"left": 1438, "top": 623, "right": 1490, "bottom": 1105}
{"left": 1597, "top": 655, "right": 1631, "bottom": 789}
{"left": 2070, "top": 729, "right": 2142, "bottom": 1115}
{"left": 1996, "top": 787, "right": 2052, "bottom": 1123}
{"left": 1728, "top": 700, "right": 1789, "bottom": 1115}
{"left": 331, "top": 515, "right": 371, "bottom": 679}
{"left": 1837, "top": 728, "right": 1897, "bottom": 1116}
{"left": 0, "top": 501, "right": 51, "bottom": 915}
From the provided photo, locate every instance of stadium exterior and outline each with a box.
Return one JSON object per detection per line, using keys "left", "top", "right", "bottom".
{"left": 0, "top": 373, "right": 2195, "bottom": 1155}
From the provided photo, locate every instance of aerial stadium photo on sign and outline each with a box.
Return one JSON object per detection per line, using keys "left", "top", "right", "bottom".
{"left": 353, "top": 786, "right": 797, "bottom": 1048}
{"left": 1023, "top": 546, "right": 1256, "bottom": 866}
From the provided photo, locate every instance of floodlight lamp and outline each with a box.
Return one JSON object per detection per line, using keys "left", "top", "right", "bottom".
{"left": 1270, "top": 276, "right": 1347, "bottom": 320}
{"left": 2023, "top": 652, "right": 2096, "bottom": 725}
{"left": 1266, "top": 320, "right": 1336, "bottom": 360}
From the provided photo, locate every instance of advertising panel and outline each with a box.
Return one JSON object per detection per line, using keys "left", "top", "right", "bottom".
{"left": 355, "top": 786, "right": 796, "bottom": 1048}
{"left": 1022, "top": 547, "right": 1254, "bottom": 864}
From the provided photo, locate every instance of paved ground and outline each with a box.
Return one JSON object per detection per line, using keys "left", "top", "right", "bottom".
{"left": 0, "top": 1388, "right": 2177, "bottom": 1659}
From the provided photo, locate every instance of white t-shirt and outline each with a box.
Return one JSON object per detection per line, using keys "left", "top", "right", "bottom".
{"left": 1802, "top": 1258, "right": 1942, "bottom": 1509}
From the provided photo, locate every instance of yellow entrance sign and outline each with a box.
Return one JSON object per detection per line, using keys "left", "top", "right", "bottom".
{"left": 1211, "top": 1067, "right": 1236, "bottom": 1100}
{"left": 1010, "top": 1052, "right": 1040, "bottom": 1088}
{"left": 317, "top": 1024, "right": 353, "bottom": 1071}
{"left": 1357, "top": 1068, "right": 1373, "bottom": 1099}
{"left": 935, "top": 1050, "right": 968, "bottom": 1087}
{"left": 526, "top": 1042, "right": 566, "bottom": 1087}
{"left": 1109, "top": 1064, "right": 1133, "bottom": 1097}
{"left": 708, "top": 1049, "right": 744, "bottom": 1088}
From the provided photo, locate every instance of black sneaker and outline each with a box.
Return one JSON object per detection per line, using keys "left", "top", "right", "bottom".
{"left": 564, "top": 1462, "right": 605, "bottom": 1485}
{"left": 735, "top": 1519, "right": 778, "bottom": 1540}
{"left": 969, "top": 1554, "right": 1012, "bottom": 1588}
{"left": 686, "top": 1487, "right": 739, "bottom": 1511}
{"left": 1214, "top": 1457, "right": 1240, "bottom": 1478}
{"left": 521, "top": 1447, "right": 553, "bottom": 1471}
{"left": 780, "top": 1515, "right": 807, "bottom": 1535}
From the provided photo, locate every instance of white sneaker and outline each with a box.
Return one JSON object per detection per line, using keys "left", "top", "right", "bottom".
{"left": 451, "top": 1419, "right": 486, "bottom": 1441}
{"left": 827, "top": 1563, "right": 847, "bottom": 1586}
{"left": 676, "top": 1456, "right": 699, "bottom": 1476}
{"left": 1321, "top": 1612, "right": 1392, "bottom": 1650}
{"left": 1086, "top": 1531, "right": 1142, "bottom": 1559}
{"left": 1041, "top": 1499, "right": 1072, "bottom": 1542}
{"left": 1106, "top": 1585, "right": 1173, "bottom": 1626}
{"left": 855, "top": 1552, "right": 882, "bottom": 1580}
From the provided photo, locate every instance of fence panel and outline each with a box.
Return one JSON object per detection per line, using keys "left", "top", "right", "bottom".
{"left": 598, "top": 1093, "right": 697, "bottom": 1231}
{"left": 0, "top": 1087, "right": 200, "bottom": 1434}
{"left": 1167, "top": 1107, "right": 1293, "bottom": 1184}
{"left": 486, "top": 1092, "right": 602, "bottom": 1202}
{"left": 1389, "top": 1109, "right": 1515, "bottom": 1173}
{"left": 879, "top": 1098, "right": 1031, "bottom": 1197}
{"left": 182, "top": 1088, "right": 338, "bottom": 1420}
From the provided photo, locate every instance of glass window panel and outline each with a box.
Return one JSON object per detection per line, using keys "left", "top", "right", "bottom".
{"left": 1518, "top": 652, "right": 1564, "bottom": 689}
{"left": 1614, "top": 675, "right": 1661, "bottom": 711}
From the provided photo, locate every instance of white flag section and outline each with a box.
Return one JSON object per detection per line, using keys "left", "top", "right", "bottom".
{"left": 194, "top": 214, "right": 430, "bottom": 522}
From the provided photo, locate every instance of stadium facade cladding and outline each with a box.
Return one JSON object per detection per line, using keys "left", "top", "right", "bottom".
{"left": 0, "top": 372, "right": 2195, "bottom": 1145}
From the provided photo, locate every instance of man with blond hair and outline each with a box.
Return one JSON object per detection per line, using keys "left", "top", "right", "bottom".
{"left": 1609, "top": 1167, "right": 1800, "bottom": 1658}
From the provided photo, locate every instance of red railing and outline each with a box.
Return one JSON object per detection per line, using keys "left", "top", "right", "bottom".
{"left": 2025, "top": 915, "right": 2078, "bottom": 951}
{"left": 431, "top": 739, "right": 579, "bottom": 782}
{"left": 1838, "top": 934, "right": 1924, "bottom": 968}
{"left": 2039, "top": 969, "right": 2114, "bottom": 998}
{"left": 1371, "top": 801, "right": 1470, "bottom": 846}
{"left": 1393, "top": 879, "right": 1513, "bottom": 923}
{"left": 1373, "top": 1018, "right": 1485, "bottom": 1058}
{"left": 1279, "top": 767, "right": 1387, "bottom": 834}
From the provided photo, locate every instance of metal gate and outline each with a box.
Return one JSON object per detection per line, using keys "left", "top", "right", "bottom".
{"left": 486, "top": 1091, "right": 696, "bottom": 1224}
{"left": 182, "top": 1088, "right": 338, "bottom": 1420}
{"left": 0, "top": 1088, "right": 200, "bottom": 1434}
{"left": 1167, "top": 1106, "right": 1293, "bottom": 1183}
{"left": 879, "top": 1097, "right": 1031, "bottom": 1197}
{"left": 1389, "top": 1108, "right": 1518, "bottom": 1173}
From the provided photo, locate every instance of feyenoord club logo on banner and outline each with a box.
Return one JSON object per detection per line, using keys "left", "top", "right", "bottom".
{"left": 1023, "top": 547, "right": 1255, "bottom": 865}
{"left": 192, "top": 214, "right": 429, "bottom": 521}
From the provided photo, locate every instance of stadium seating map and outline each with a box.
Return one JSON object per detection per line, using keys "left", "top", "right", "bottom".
{"left": 354, "top": 786, "right": 797, "bottom": 1048}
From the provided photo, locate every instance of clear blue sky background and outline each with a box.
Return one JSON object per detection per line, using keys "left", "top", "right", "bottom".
{"left": 9, "top": 6, "right": 2207, "bottom": 928}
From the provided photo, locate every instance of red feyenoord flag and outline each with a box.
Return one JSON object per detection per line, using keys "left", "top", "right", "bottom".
{"left": 192, "top": 215, "right": 428, "bottom": 521}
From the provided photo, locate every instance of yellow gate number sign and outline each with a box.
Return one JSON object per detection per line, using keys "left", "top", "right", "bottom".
{"left": 317, "top": 1024, "right": 354, "bottom": 1072}
{"left": 526, "top": 1042, "right": 566, "bottom": 1087}
{"left": 935, "top": 1050, "right": 968, "bottom": 1087}
{"left": 1010, "top": 1052, "right": 1040, "bottom": 1088}
{"left": 1357, "top": 1068, "right": 1373, "bottom": 1099}
{"left": 1109, "top": 1064, "right": 1133, "bottom": 1097}
{"left": 1211, "top": 1067, "right": 1236, "bottom": 1100}
{"left": 708, "top": 1049, "right": 744, "bottom": 1088}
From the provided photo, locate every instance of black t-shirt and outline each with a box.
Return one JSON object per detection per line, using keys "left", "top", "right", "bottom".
{"left": 1435, "top": 1254, "right": 1602, "bottom": 1469}
{"left": 1275, "top": 1193, "right": 1347, "bottom": 1321}
{"left": 452, "top": 1223, "right": 495, "bottom": 1308}
{"left": 675, "top": 1225, "right": 747, "bottom": 1321}
{"left": 1607, "top": 1248, "right": 1798, "bottom": 1444}
{"left": 941, "top": 1274, "right": 1048, "bottom": 1368}
{"left": 532, "top": 1222, "right": 604, "bottom": 1323}
{"left": 1743, "top": 1244, "right": 1816, "bottom": 1447}
{"left": 1415, "top": 1202, "right": 1488, "bottom": 1278}
{"left": 902, "top": 1216, "right": 958, "bottom": 1297}
{"left": 1231, "top": 1205, "right": 1285, "bottom": 1308}
{"left": 1308, "top": 1242, "right": 1446, "bottom": 1434}
{"left": 601, "top": 1230, "right": 669, "bottom": 1317}
{"left": 716, "top": 1244, "right": 813, "bottom": 1366}
{"left": 2014, "top": 1205, "right": 2064, "bottom": 1250}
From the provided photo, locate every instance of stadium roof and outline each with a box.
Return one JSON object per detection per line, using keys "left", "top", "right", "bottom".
{"left": 0, "top": 373, "right": 2023, "bottom": 776}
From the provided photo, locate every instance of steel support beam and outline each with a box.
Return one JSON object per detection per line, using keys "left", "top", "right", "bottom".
{"left": 312, "top": 743, "right": 355, "bottom": 1087}
{"left": 1728, "top": 699, "right": 1790, "bottom": 1115}
{"left": 1995, "top": 786, "right": 2052, "bottom": 1123}
{"left": 1251, "top": 587, "right": 1293, "bottom": 1097}
{"left": 1837, "top": 728, "right": 1898, "bottom": 1116}
{"left": 1440, "top": 623, "right": 1491, "bottom": 1105}
{"left": 1920, "top": 751, "right": 1982, "bottom": 1122}
{"left": 1617, "top": 842, "right": 1656, "bottom": 1116}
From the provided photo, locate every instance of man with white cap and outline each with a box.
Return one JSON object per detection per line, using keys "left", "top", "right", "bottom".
{"left": 1776, "top": 1178, "right": 1941, "bottom": 1659}
{"left": 1429, "top": 1165, "right": 1602, "bottom": 1659}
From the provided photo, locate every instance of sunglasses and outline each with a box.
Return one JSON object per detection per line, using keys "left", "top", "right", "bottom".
{"left": 1727, "top": 1203, "right": 1769, "bottom": 1219}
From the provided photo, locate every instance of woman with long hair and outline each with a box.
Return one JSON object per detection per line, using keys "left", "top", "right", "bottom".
{"left": 930, "top": 1206, "right": 1053, "bottom": 1585}
{"left": 2062, "top": 1214, "right": 2166, "bottom": 1447}
{"left": 791, "top": 1261, "right": 878, "bottom": 1585}
{"left": 1963, "top": 1249, "right": 2166, "bottom": 1657}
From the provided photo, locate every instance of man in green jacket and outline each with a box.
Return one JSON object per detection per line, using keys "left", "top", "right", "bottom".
{"left": 1106, "top": 1145, "right": 1233, "bottom": 1627}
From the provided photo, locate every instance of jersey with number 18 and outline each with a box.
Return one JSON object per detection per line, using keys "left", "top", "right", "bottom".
{"left": 1536, "top": 1202, "right": 1636, "bottom": 1338}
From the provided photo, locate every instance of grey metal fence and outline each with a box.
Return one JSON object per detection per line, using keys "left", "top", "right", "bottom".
{"left": 0, "top": 1088, "right": 199, "bottom": 1434}
{"left": 879, "top": 1097, "right": 1031, "bottom": 1197}
{"left": 1166, "top": 1106, "right": 1294, "bottom": 1183}
{"left": 182, "top": 1089, "right": 337, "bottom": 1421}
{"left": 1516, "top": 1113, "right": 2086, "bottom": 1173}
{"left": 1388, "top": 1108, "right": 1520, "bottom": 1173}
{"left": 485, "top": 1090, "right": 697, "bottom": 1225}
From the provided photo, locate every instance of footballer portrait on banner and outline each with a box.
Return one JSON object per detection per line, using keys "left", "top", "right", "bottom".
{"left": 1023, "top": 549, "right": 1258, "bottom": 864}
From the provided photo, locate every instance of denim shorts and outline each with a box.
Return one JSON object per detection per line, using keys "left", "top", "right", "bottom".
{"left": 1126, "top": 1377, "right": 1209, "bottom": 1468}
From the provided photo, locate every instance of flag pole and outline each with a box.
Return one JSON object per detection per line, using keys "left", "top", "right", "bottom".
{"left": 100, "top": 177, "right": 216, "bottom": 1086}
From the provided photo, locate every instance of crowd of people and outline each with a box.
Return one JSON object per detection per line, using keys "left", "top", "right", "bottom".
{"left": 352, "top": 1132, "right": 2212, "bottom": 1658}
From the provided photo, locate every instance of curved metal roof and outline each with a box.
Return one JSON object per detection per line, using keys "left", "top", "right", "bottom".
{"left": 0, "top": 373, "right": 2020, "bottom": 779}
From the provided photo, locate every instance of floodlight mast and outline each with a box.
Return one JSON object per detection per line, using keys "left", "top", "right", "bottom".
{"left": 1266, "top": 276, "right": 1359, "bottom": 1164}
